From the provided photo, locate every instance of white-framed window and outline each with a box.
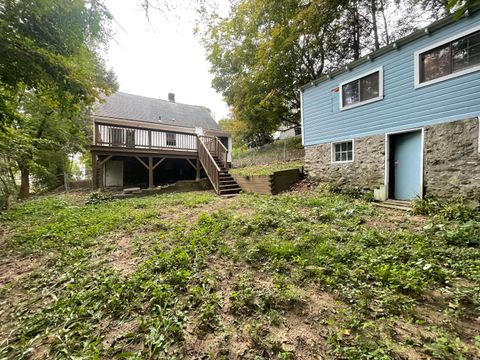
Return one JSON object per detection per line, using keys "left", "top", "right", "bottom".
{"left": 339, "top": 67, "right": 384, "bottom": 110}
{"left": 414, "top": 25, "right": 480, "bottom": 88}
{"left": 331, "top": 140, "right": 354, "bottom": 163}
{"left": 166, "top": 132, "right": 176, "bottom": 147}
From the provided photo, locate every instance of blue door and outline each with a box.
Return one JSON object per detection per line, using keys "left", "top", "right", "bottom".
{"left": 392, "top": 131, "right": 422, "bottom": 200}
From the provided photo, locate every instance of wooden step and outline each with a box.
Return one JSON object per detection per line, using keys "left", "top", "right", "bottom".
{"left": 219, "top": 183, "right": 240, "bottom": 189}
{"left": 219, "top": 187, "right": 242, "bottom": 195}
{"left": 374, "top": 200, "right": 412, "bottom": 212}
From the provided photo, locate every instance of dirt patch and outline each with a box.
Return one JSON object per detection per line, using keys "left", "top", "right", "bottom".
{"left": 106, "top": 234, "right": 139, "bottom": 276}
{"left": 365, "top": 208, "right": 428, "bottom": 232}
{"left": 182, "top": 255, "right": 340, "bottom": 359}
{"left": 270, "top": 289, "right": 338, "bottom": 359}
{"left": 101, "top": 318, "right": 139, "bottom": 350}
{"left": 0, "top": 253, "right": 49, "bottom": 288}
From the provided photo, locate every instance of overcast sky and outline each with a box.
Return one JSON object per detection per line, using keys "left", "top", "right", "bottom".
{"left": 104, "top": 1, "right": 230, "bottom": 121}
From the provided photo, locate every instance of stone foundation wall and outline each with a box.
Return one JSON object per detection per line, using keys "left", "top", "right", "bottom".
{"left": 305, "top": 118, "right": 480, "bottom": 200}
{"left": 305, "top": 134, "right": 385, "bottom": 189}
{"left": 423, "top": 118, "right": 479, "bottom": 200}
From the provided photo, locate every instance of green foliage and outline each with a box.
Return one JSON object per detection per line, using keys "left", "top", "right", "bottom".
{"left": 413, "top": 196, "right": 479, "bottom": 221}
{"left": 0, "top": 0, "right": 118, "bottom": 202}
{"left": 233, "top": 136, "right": 304, "bottom": 168}
{"left": 0, "top": 0, "right": 115, "bottom": 107}
{"left": 0, "top": 189, "right": 479, "bottom": 358}
{"left": 230, "top": 160, "right": 304, "bottom": 177}
{"left": 85, "top": 191, "right": 115, "bottom": 204}
{"left": 199, "top": 0, "right": 444, "bottom": 139}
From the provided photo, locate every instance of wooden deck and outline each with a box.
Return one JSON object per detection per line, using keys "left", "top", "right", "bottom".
{"left": 91, "top": 123, "right": 241, "bottom": 195}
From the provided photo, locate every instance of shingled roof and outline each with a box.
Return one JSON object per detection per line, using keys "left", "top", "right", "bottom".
{"left": 93, "top": 92, "right": 220, "bottom": 130}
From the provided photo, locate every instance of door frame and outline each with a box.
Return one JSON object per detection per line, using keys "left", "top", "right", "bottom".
{"left": 384, "top": 127, "right": 425, "bottom": 200}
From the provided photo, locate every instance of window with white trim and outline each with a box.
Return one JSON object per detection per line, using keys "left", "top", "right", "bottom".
{"left": 339, "top": 68, "right": 383, "bottom": 110}
{"left": 166, "top": 132, "right": 176, "bottom": 147}
{"left": 332, "top": 141, "right": 353, "bottom": 163}
{"left": 419, "top": 30, "right": 480, "bottom": 84}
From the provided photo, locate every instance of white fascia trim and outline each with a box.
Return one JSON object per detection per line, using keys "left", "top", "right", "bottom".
{"left": 300, "top": 90, "right": 305, "bottom": 146}
{"left": 414, "top": 24, "right": 480, "bottom": 89}
{"left": 339, "top": 66, "right": 384, "bottom": 111}
{"left": 331, "top": 139, "right": 355, "bottom": 164}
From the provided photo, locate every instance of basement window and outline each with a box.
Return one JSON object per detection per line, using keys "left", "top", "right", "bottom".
{"left": 339, "top": 67, "right": 383, "bottom": 110}
{"left": 332, "top": 140, "right": 354, "bottom": 163}
{"left": 166, "top": 132, "right": 176, "bottom": 147}
{"left": 415, "top": 26, "right": 480, "bottom": 88}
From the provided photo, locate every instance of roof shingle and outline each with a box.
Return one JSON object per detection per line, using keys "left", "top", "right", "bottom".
{"left": 93, "top": 92, "right": 220, "bottom": 130}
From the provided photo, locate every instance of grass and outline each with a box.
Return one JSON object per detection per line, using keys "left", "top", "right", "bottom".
{"left": 0, "top": 188, "right": 479, "bottom": 359}
{"left": 233, "top": 136, "right": 304, "bottom": 168}
{"left": 229, "top": 160, "right": 304, "bottom": 177}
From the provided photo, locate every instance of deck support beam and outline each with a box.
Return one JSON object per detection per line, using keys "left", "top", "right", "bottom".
{"left": 148, "top": 157, "right": 153, "bottom": 189}
{"left": 152, "top": 158, "right": 165, "bottom": 170}
{"left": 196, "top": 159, "right": 201, "bottom": 181}
{"left": 136, "top": 156, "right": 165, "bottom": 188}
{"left": 92, "top": 153, "right": 98, "bottom": 189}
{"left": 186, "top": 158, "right": 202, "bottom": 181}
{"left": 98, "top": 155, "right": 112, "bottom": 167}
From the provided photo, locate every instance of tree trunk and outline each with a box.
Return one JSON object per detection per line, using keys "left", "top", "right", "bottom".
{"left": 371, "top": 0, "right": 380, "bottom": 50}
{"left": 352, "top": 2, "right": 361, "bottom": 60}
{"left": 379, "top": 0, "right": 390, "bottom": 45}
{"left": 18, "top": 164, "right": 30, "bottom": 200}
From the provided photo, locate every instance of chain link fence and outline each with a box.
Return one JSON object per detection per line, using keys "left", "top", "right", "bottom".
{"left": 232, "top": 136, "right": 304, "bottom": 168}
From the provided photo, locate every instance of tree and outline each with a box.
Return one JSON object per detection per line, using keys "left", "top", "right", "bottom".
{"left": 199, "top": 0, "right": 397, "bottom": 142}
{"left": 200, "top": 0, "right": 445, "bottom": 141}
{"left": 0, "top": 0, "right": 117, "bottom": 199}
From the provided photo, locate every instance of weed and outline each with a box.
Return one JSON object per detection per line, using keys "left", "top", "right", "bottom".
{"left": 0, "top": 189, "right": 478, "bottom": 359}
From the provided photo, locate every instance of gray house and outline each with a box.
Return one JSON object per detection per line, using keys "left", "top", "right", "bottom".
{"left": 90, "top": 92, "right": 241, "bottom": 195}
{"left": 301, "top": 11, "right": 480, "bottom": 201}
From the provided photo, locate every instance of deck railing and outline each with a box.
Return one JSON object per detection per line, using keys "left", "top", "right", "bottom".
{"left": 95, "top": 124, "right": 230, "bottom": 194}
{"left": 95, "top": 123, "right": 197, "bottom": 152}
{"left": 198, "top": 136, "right": 220, "bottom": 193}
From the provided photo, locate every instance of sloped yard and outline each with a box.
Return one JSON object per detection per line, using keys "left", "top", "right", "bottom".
{"left": 0, "top": 188, "right": 479, "bottom": 359}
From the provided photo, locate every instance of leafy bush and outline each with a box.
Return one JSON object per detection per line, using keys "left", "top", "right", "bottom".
{"left": 85, "top": 191, "right": 114, "bottom": 204}
{"left": 413, "top": 196, "right": 479, "bottom": 221}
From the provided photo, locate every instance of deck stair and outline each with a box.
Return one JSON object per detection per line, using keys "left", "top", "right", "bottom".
{"left": 374, "top": 199, "right": 413, "bottom": 211}
{"left": 213, "top": 156, "right": 242, "bottom": 196}
{"left": 197, "top": 135, "right": 241, "bottom": 196}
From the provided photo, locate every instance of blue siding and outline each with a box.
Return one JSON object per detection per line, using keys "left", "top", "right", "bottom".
{"left": 302, "top": 12, "right": 480, "bottom": 146}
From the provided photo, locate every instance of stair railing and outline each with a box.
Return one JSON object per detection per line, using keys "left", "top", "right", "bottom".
{"left": 197, "top": 136, "right": 221, "bottom": 193}
{"left": 216, "top": 137, "right": 228, "bottom": 170}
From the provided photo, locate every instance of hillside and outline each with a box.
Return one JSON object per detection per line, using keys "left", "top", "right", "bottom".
{"left": 0, "top": 189, "right": 479, "bottom": 359}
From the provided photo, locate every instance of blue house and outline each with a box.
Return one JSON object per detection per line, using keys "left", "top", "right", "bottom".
{"left": 300, "top": 11, "right": 480, "bottom": 201}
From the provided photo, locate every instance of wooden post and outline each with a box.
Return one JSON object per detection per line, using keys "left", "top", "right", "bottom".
{"left": 92, "top": 153, "right": 98, "bottom": 189}
{"left": 94, "top": 123, "right": 100, "bottom": 145}
{"left": 148, "top": 129, "right": 152, "bottom": 149}
{"left": 148, "top": 156, "right": 153, "bottom": 188}
{"left": 196, "top": 158, "right": 201, "bottom": 181}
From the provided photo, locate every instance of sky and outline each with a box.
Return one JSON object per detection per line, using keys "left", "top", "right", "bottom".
{"left": 104, "top": 1, "right": 230, "bottom": 122}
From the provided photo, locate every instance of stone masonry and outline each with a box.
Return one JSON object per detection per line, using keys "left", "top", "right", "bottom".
{"left": 305, "top": 117, "right": 480, "bottom": 200}
{"left": 423, "top": 118, "right": 479, "bottom": 200}
{"left": 305, "top": 134, "right": 385, "bottom": 190}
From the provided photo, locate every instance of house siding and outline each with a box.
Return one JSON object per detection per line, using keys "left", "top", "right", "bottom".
{"left": 302, "top": 12, "right": 480, "bottom": 146}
